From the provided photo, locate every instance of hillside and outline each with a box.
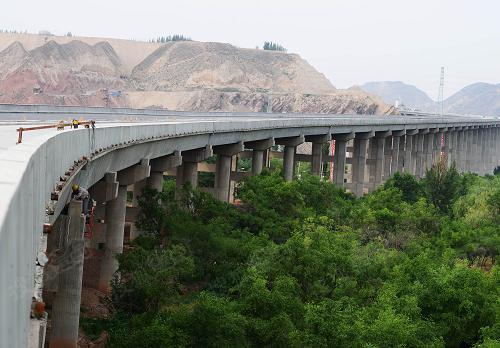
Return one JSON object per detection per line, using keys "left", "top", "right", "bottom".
{"left": 0, "top": 32, "right": 392, "bottom": 114}
{"left": 130, "top": 41, "right": 335, "bottom": 94}
{"left": 360, "top": 80, "right": 500, "bottom": 116}
{"left": 443, "top": 82, "right": 500, "bottom": 116}
{"left": 360, "top": 81, "right": 434, "bottom": 109}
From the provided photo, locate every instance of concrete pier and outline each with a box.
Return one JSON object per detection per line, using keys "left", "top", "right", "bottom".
{"left": 276, "top": 136, "right": 305, "bottom": 182}
{"left": 397, "top": 135, "right": 405, "bottom": 173}
{"left": 433, "top": 130, "right": 443, "bottom": 165}
{"left": 465, "top": 128, "right": 474, "bottom": 172}
{"left": 472, "top": 128, "right": 480, "bottom": 173}
{"left": 120, "top": 160, "right": 151, "bottom": 241}
{"left": 352, "top": 131, "right": 374, "bottom": 197}
{"left": 306, "top": 134, "right": 330, "bottom": 177}
{"left": 404, "top": 130, "right": 417, "bottom": 174}
{"left": 383, "top": 136, "right": 392, "bottom": 182}
{"left": 214, "top": 142, "right": 244, "bottom": 202}
{"left": 332, "top": 132, "right": 354, "bottom": 187}
{"left": 415, "top": 130, "right": 427, "bottom": 178}
{"left": 246, "top": 138, "right": 274, "bottom": 175}
{"left": 176, "top": 146, "right": 212, "bottom": 190}
{"left": 423, "top": 130, "right": 436, "bottom": 172}
{"left": 50, "top": 201, "right": 85, "bottom": 348}
{"left": 391, "top": 131, "right": 404, "bottom": 175}
{"left": 368, "top": 131, "right": 390, "bottom": 191}
{"left": 98, "top": 185, "right": 127, "bottom": 293}
{"left": 148, "top": 151, "right": 182, "bottom": 191}
{"left": 450, "top": 128, "right": 459, "bottom": 167}
{"left": 101, "top": 160, "right": 151, "bottom": 288}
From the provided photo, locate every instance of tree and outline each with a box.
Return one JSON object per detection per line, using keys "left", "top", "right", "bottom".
{"left": 423, "top": 160, "right": 461, "bottom": 214}
{"left": 263, "top": 41, "right": 287, "bottom": 52}
{"left": 383, "top": 172, "right": 423, "bottom": 203}
{"left": 84, "top": 168, "right": 499, "bottom": 348}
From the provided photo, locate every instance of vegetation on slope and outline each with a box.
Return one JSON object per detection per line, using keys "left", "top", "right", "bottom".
{"left": 263, "top": 41, "right": 287, "bottom": 52}
{"left": 83, "top": 163, "right": 500, "bottom": 347}
{"left": 149, "top": 34, "right": 192, "bottom": 43}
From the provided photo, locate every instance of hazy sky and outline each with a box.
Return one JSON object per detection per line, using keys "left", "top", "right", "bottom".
{"left": 2, "top": 0, "right": 499, "bottom": 99}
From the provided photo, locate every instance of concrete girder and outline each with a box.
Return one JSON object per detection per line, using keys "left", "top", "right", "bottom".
{"left": 117, "top": 158, "right": 151, "bottom": 186}
{"left": 213, "top": 141, "right": 244, "bottom": 156}
{"left": 89, "top": 172, "right": 119, "bottom": 203}
{"left": 275, "top": 135, "right": 305, "bottom": 147}
{"left": 305, "top": 134, "right": 330, "bottom": 143}
{"left": 182, "top": 145, "right": 213, "bottom": 163}
{"left": 332, "top": 132, "right": 355, "bottom": 142}
{"left": 150, "top": 150, "right": 182, "bottom": 172}
{"left": 245, "top": 138, "right": 275, "bottom": 151}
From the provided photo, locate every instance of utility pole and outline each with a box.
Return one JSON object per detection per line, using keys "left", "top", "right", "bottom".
{"left": 267, "top": 90, "right": 273, "bottom": 113}
{"left": 437, "top": 67, "right": 445, "bottom": 116}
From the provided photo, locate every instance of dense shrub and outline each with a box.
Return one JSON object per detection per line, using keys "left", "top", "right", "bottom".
{"left": 84, "top": 164, "right": 500, "bottom": 347}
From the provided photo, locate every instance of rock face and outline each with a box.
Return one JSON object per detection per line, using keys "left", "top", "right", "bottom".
{"left": 0, "top": 40, "right": 126, "bottom": 105}
{"left": 0, "top": 33, "right": 392, "bottom": 114}
{"left": 360, "top": 81, "right": 434, "bottom": 109}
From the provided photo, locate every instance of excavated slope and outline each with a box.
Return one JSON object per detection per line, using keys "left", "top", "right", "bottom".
{"left": 131, "top": 41, "right": 335, "bottom": 95}
{"left": 0, "top": 33, "right": 392, "bottom": 114}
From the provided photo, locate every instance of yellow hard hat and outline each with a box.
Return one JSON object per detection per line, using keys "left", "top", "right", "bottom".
{"left": 72, "top": 184, "right": 79, "bottom": 192}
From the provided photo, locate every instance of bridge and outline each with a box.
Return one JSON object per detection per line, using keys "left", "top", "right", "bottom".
{"left": 0, "top": 104, "right": 498, "bottom": 347}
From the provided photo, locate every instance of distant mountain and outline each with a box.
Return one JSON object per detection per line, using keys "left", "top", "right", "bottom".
{"left": 360, "top": 81, "right": 434, "bottom": 109}
{"left": 360, "top": 80, "right": 500, "bottom": 116}
{"left": 443, "top": 82, "right": 500, "bottom": 116}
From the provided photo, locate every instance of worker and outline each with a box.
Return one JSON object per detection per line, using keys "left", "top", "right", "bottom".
{"left": 72, "top": 119, "right": 79, "bottom": 129}
{"left": 71, "top": 184, "right": 89, "bottom": 216}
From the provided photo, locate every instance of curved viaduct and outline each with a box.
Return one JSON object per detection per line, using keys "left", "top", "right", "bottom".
{"left": 0, "top": 105, "right": 499, "bottom": 347}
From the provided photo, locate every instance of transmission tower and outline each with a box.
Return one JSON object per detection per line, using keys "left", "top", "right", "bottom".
{"left": 437, "top": 67, "right": 445, "bottom": 116}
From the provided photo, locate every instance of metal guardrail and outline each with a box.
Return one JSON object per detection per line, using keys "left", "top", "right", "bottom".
{"left": 16, "top": 120, "right": 95, "bottom": 144}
